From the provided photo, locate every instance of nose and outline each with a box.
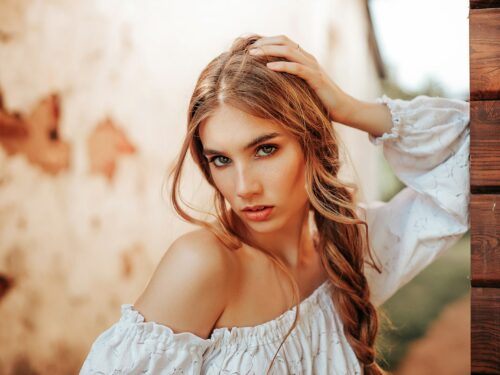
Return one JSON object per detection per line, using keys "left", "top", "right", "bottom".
{"left": 235, "top": 164, "right": 262, "bottom": 199}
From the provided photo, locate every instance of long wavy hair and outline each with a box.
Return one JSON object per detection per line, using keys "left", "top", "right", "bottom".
{"left": 168, "top": 34, "right": 386, "bottom": 374}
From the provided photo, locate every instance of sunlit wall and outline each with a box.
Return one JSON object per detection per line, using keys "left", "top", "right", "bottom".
{"left": 0, "top": 0, "right": 383, "bottom": 373}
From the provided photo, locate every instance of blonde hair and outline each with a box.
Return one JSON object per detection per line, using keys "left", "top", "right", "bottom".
{"left": 168, "top": 34, "right": 387, "bottom": 374}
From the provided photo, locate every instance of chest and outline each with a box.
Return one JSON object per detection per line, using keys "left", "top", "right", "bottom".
{"left": 213, "top": 246, "right": 329, "bottom": 330}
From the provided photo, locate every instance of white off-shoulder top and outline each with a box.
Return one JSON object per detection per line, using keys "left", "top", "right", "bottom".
{"left": 80, "top": 95, "right": 470, "bottom": 374}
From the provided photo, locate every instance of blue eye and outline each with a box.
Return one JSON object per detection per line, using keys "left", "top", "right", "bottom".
{"left": 208, "top": 144, "right": 279, "bottom": 168}
{"left": 209, "top": 155, "right": 231, "bottom": 167}
{"left": 256, "top": 144, "right": 277, "bottom": 157}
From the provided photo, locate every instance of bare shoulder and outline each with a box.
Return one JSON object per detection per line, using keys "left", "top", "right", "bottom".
{"left": 134, "top": 227, "right": 238, "bottom": 339}
{"left": 166, "top": 228, "right": 239, "bottom": 277}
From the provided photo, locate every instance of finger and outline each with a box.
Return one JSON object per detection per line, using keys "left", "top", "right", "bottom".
{"left": 252, "top": 35, "right": 291, "bottom": 47}
{"left": 266, "top": 61, "right": 318, "bottom": 84}
{"left": 253, "top": 35, "right": 315, "bottom": 61}
{"left": 249, "top": 44, "right": 314, "bottom": 66}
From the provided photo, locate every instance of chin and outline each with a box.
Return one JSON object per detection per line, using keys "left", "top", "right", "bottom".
{"left": 243, "top": 215, "right": 285, "bottom": 234}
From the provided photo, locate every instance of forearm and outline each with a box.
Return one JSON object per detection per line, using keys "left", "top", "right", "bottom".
{"left": 333, "top": 92, "right": 393, "bottom": 138}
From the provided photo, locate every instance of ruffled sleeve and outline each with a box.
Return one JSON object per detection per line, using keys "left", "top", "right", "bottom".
{"left": 358, "top": 95, "right": 470, "bottom": 307}
{"left": 79, "top": 304, "right": 212, "bottom": 374}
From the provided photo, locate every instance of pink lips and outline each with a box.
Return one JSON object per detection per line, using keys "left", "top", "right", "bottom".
{"left": 242, "top": 206, "right": 274, "bottom": 222}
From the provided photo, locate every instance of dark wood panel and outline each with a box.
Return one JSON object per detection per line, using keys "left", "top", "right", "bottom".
{"left": 472, "top": 287, "right": 500, "bottom": 374}
{"left": 470, "top": 0, "right": 500, "bottom": 9}
{"left": 470, "top": 9, "right": 500, "bottom": 100}
{"left": 471, "top": 195, "right": 500, "bottom": 287}
{"left": 470, "top": 101, "right": 500, "bottom": 188}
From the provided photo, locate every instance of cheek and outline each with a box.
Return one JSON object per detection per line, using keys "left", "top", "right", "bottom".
{"left": 210, "top": 169, "right": 239, "bottom": 206}
{"left": 263, "top": 150, "right": 306, "bottom": 195}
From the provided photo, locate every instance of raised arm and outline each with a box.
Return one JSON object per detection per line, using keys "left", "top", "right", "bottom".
{"left": 249, "top": 34, "right": 394, "bottom": 137}
{"left": 356, "top": 95, "right": 470, "bottom": 306}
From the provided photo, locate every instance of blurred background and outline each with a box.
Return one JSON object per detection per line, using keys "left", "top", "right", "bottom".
{"left": 0, "top": 0, "right": 469, "bottom": 373}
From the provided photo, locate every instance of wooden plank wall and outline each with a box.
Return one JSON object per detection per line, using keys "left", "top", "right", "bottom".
{"left": 470, "top": 0, "right": 500, "bottom": 373}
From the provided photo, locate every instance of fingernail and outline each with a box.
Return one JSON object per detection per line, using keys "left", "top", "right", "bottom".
{"left": 249, "top": 48, "right": 262, "bottom": 55}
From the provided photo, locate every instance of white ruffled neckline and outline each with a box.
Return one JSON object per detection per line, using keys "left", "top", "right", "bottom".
{"left": 209, "top": 278, "right": 332, "bottom": 346}
{"left": 120, "top": 278, "right": 333, "bottom": 348}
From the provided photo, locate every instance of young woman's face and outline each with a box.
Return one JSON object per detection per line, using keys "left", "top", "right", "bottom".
{"left": 199, "top": 104, "right": 309, "bottom": 234}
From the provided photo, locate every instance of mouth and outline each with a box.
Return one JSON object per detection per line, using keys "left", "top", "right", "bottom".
{"left": 242, "top": 205, "right": 273, "bottom": 212}
{"left": 241, "top": 206, "right": 274, "bottom": 221}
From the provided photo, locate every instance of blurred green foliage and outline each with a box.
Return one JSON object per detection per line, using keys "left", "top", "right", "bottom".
{"left": 375, "top": 234, "right": 470, "bottom": 371}
{"left": 381, "top": 74, "right": 447, "bottom": 101}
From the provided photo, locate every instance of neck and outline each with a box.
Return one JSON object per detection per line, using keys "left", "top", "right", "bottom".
{"left": 233, "top": 203, "right": 318, "bottom": 271}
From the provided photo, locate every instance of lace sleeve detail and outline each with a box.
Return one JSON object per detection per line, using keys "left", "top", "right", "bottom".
{"left": 79, "top": 304, "right": 211, "bottom": 374}
{"left": 358, "top": 95, "right": 470, "bottom": 307}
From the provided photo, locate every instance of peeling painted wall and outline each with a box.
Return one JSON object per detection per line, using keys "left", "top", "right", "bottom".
{"left": 0, "top": 0, "right": 382, "bottom": 373}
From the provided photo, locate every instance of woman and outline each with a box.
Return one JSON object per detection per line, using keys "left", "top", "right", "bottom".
{"left": 80, "top": 34, "right": 469, "bottom": 374}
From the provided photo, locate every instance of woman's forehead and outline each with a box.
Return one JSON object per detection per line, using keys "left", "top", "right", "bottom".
{"left": 199, "top": 104, "right": 288, "bottom": 145}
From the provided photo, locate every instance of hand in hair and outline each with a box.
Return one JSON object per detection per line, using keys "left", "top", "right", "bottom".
{"left": 249, "top": 35, "right": 393, "bottom": 138}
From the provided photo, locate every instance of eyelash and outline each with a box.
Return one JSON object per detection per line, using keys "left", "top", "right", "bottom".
{"left": 208, "top": 144, "right": 279, "bottom": 168}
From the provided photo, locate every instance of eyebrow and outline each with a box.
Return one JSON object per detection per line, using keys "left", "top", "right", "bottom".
{"left": 202, "top": 132, "right": 282, "bottom": 156}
